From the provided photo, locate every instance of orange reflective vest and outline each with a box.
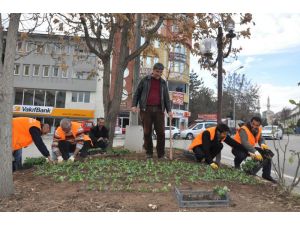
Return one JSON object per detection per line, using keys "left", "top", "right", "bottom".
{"left": 188, "top": 127, "right": 225, "bottom": 150}
{"left": 234, "top": 125, "right": 262, "bottom": 147}
{"left": 55, "top": 122, "right": 91, "bottom": 142}
{"left": 12, "top": 117, "right": 41, "bottom": 151}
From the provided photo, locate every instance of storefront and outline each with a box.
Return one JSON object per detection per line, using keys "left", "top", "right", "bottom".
{"left": 167, "top": 109, "right": 190, "bottom": 130}
{"left": 13, "top": 105, "right": 95, "bottom": 133}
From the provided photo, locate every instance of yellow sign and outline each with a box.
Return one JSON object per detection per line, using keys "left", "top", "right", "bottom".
{"left": 13, "top": 105, "right": 94, "bottom": 119}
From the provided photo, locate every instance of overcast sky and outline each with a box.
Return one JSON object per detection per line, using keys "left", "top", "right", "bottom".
{"left": 191, "top": 13, "right": 300, "bottom": 114}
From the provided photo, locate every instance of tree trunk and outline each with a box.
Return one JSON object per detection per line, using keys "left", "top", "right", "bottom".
{"left": 0, "top": 13, "right": 21, "bottom": 197}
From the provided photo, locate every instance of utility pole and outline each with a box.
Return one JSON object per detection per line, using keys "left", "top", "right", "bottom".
{"left": 129, "top": 13, "right": 141, "bottom": 126}
{"left": 215, "top": 26, "right": 223, "bottom": 163}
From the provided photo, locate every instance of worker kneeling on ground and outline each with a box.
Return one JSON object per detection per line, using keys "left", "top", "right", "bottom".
{"left": 12, "top": 117, "right": 52, "bottom": 171}
{"left": 232, "top": 116, "right": 276, "bottom": 183}
{"left": 51, "top": 118, "right": 91, "bottom": 163}
{"left": 188, "top": 123, "right": 243, "bottom": 170}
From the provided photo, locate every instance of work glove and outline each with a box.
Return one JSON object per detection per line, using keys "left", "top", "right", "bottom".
{"left": 210, "top": 162, "right": 219, "bottom": 170}
{"left": 57, "top": 156, "right": 64, "bottom": 163}
{"left": 254, "top": 151, "right": 263, "bottom": 161}
{"left": 68, "top": 155, "right": 75, "bottom": 162}
{"left": 261, "top": 144, "right": 269, "bottom": 150}
{"left": 46, "top": 157, "right": 54, "bottom": 164}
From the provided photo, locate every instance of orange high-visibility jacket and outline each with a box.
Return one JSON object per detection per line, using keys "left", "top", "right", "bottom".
{"left": 54, "top": 122, "right": 91, "bottom": 142}
{"left": 188, "top": 127, "right": 225, "bottom": 150}
{"left": 234, "top": 125, "right": 262, "bottom": 147}
{"left": 12, "top": 117, "right": 41, "bottom": 151}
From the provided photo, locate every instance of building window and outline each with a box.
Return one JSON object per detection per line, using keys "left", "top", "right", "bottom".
{"left": 14, "top": 88, "right": 23, "bottom": 105}
{"left": 56, "top": 91, "right": 66, "bottom": 108}
{"left": 34, "top": 90, "right": 45, "bottom": 106}
{"left": 52, "top": 66, "right": 59, "bottom": 77}
{"left": 16, "top": 41, "right": 23, "bottom": 52}
{"left": 33, "top": 65, "right": 40, "bottom": 76}
{"left": 23, "top": 89, "right": 34, "bottom": 105}
{"left": 26, "top": 42, "right": 34, "bottom": 52}
{"left": 174, "top": 44, "right": 186, "bottom": 55}
{"left": 154, "top": 57, "right": 159, "bottom": 64}
{"left": 168, "top": 81, "right": 187, "bottom": 93}
{"left": 14, "top": 64, "right": 20, "bottom": 75}
{"left": 154, "top": 40, "right": 160, "bottom": 48}
{"left": 35, "top": 42, "right": 43, "bottom": 54}
{"left": 146, "top": 56, "right": 152, "bottom": 68}
{"left": 61, "top": 69, "right": 68, "bottom": 78}
{"left": 44, "top": 43, "right": 49, "bottom": 54}
{"left": 45, "top": 90, "right": 56, "bottom": 107}
{"left": 170, "top": 61, "right": 185, "bottom": 73}
{"left": 71, "top": 91, "right": 90, "bottom": 103}
{"left": 23, "top": 64, "right": 30, "bottom": 76}
{"left": 43, "top": 65, "right": 49, "bottom": 77}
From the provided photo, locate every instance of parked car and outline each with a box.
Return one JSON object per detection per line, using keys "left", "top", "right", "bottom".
{"left": 262, "top": 125, "right": 283, "bottom": 140}
{"left": 180, "top": 121, "right": 217, "bottom": 140}
{"left": 114, "top": 126, "right": 122, "bottom": 135}
{"left": 76, "top": 120, "right": 94, "bottom": 134}
{"left": 153, "top": 126, "right": 180, "bottom": 139}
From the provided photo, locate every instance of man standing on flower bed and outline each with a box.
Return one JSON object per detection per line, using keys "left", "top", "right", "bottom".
{"left": 131, "top": 63, "right": 173, "bottom": 160}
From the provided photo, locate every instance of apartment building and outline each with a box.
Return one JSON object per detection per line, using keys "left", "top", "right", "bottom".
{"left": 12, "top": 33, "right": 103, "bottom": 132}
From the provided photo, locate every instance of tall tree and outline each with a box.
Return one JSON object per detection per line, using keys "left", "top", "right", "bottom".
{"left": 223, "top": 72, "right": 259, "bottom": 121}
{"left": 0, "top": 13, "right": 21, "bottom": 197}
{"left": 189, "top": 70, "right": 216, "bottom": 122}
{"left": 49, "top": 13, "right": 253, "bottom": 147}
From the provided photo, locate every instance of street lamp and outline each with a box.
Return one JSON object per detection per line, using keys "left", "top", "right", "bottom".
{"left": 201, "top": 19, "right": 236, "bottom": 163}
{"left": 232, "top": 66, "right": 244, "bottom": 130}
{"left": 201, "top": 20, "right": 236, "bottom": 124}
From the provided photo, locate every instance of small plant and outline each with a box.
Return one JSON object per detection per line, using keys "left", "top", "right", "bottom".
{"left": 241, "top": 159, "right": 261, "bottom": 175}
{"left": 213, "top": 185, "right": 230, "bottom": 199}
{"left": 23, "top": 157, "right": 46, "bottom": 169}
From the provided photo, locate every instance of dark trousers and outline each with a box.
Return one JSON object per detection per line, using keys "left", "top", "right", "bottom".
{"left": 232, "top": 146, "right": 272, "bottom": 177}
{"left": 140, "top": 106, "right": 165, "bottom": 158}
{"left": 92, "top": 140, "right": 108, "bottom": 150}
{"left": 12, "top": 149, "right": 23, "bottom": 172}
{"left": 193, "top": 143, "right": 223, "bottom": 164}
{"left": 58, "top": 140, "right": 91, "bottom": 160}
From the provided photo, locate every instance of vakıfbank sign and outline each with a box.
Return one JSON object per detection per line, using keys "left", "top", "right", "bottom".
{"left": 13, "top": 105, "right": 53, "bottom": 114}
{"left": 13, "top": 105, "right": 94, "bottom": 118}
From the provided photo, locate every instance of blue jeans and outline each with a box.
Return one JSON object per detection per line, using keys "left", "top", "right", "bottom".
{"left": 13, "top": 149, "right": 23, "bottom": 172}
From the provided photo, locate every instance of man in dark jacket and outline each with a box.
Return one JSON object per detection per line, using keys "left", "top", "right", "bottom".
{"left": 89, "top": 117, "right": 109, "bottom": 151}
{"left": 132, "top": 62, "right": 172, "bottom": 160}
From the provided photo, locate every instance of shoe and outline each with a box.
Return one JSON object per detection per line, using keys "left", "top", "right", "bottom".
{"left": 146, "top": 154, "right": 153, "bottom": 160}
{"left": 158, "top": 156, "right": 168, "bottom": 161}
{"left": 262, "top": 175, "right": 277, "bottom": 184}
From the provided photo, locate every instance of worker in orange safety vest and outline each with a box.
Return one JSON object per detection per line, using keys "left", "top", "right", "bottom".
{"left": 12, "top": 117, "right": 52, "bottom": 171}
{"left": 188, "top": 123, "right": 244, "bottom": 170}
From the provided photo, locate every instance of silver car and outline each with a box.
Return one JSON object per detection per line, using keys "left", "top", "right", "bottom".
{"left": 180, "top": 121, "right": 217, "bottom": 140}
{"left": 262, "top": 125, "right": 283, "bottom": 140}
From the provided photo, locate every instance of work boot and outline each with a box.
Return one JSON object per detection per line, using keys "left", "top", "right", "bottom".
{"left": 262, "top": 175, "right": 277, "bottom": 184}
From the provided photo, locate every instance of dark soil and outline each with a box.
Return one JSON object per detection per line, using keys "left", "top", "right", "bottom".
{"left": 1, "top": 150, "right": 300, "bottom": 212}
